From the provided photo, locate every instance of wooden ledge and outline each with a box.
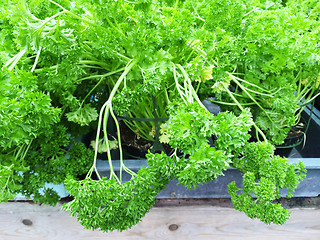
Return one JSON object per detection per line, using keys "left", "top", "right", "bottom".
{"left": 0, "top": 202, "right": 319, "bottom": 239}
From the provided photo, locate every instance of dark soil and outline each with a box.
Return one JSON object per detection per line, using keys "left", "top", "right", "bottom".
{"left": 278, "top": 118, "right": 307, "bottom": 148}
{"left": 119, "top": 121, "right": 153, "bottom": 159}
{"left": 119, "top": 121, "right": 173, "bottom": 158}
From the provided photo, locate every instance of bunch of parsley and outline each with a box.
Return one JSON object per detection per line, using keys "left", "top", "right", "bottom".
{"left": 0, "top": 0, "right": 312, "bottom": 231}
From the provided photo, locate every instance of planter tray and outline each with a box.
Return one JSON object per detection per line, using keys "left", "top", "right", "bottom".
{"left": 95, "top": 104, "right": 320, "bottom": 199}
{"left": 13, "top": 105, "right": 320, "bottom": 201}
{"left": 96, "top": 158, "right": 320, "bottom": 198}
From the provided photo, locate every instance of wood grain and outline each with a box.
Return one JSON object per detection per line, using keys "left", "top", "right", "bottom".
{"left": 0, "top": 202, "right": 319, "bottom": 240}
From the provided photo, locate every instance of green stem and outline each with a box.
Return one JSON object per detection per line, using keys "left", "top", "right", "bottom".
{"left": 296, "top": 81, "right": 313, "bottom": 102}
{"left": 80, "top": 76, "right": 104, "bottom": 107}
{"left": 80, "top": 67, "right": 126, "bottom": 105}
{"left": 78, "top": 67, "right": 125, "bottom": 81}
{"left": 172, "top": 63, "right": 187, "bottom": 102}
{"left": 21, "top": 140, "right": 33, "bottom": 161}
{"left": 234, "top": 76, "right": 274, "bottom": 94}
{"left": 116, "top": 52, "right": 132, "bottom": 61}
{"left": 31, "top": 46, "right": 42, "bottom": 72}
{"left": 48, "top": 0, "right": 111, "bottom": 32}
{"left": 123, "top": 111, "right": 154, "bottom": 141}
{"left": 91, "top": 59, "right": 137, "bottom": 181}
{"left": 195, "top": 81, "right": 201, "bottom": 93}
{"left": 102, "top": 105, "right": 120, "bottom": 182}
{"left": 300, "top": 91, "right": 320, "bottom": 107}
{"left": 175, "top": 0, "right": 179, "bottom": 9}
{"left": 222, "top": 83, "right": 268, "bottom": 142}
{"left": 185, "top": 47, "right": 197, "bottom": 63}
{"left": 210, "top": 100, "right": 256, "bottom": 106}
{"left": 110, "top": 113, "right": 123, "bottom": 182}
{"left": 79, "top": 60, "right": 111, "bottom": 70}
{"left": 104, "top": 14, "right": 125, "bottom": 36}
{"left": 4, "top": 49, "right": 27, "bottom": 70}
{"left": 39, "top": 10, "right": 66, "bottom": 30}
{"left": 176, "top": 64, "right": 206, "bottom": 109}
{"left": 227, "top": 72, "right": 273, "bottom": 123}
{"left": 242, "top": 85, "right": 274, "bottom": 97}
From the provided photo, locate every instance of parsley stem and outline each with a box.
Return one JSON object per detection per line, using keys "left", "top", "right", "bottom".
{"left": 4, "top": 49, "right": 26, "bottom": 70}
{"left": 242, "top": 86, "right": 274, "bottom": 97}
{"left": 109, "top": 104, "right": 125, "bottom": 182}
{"left": 78, "top": 67, "right": 126, "bottom": 82}
{"left": 233, "top": 76, "right": 275, "bottom": 94}
{"left": 222, "top": 83, "right": 268, "bottom": 142}
{"left": 79, "top": 60, "right": 110, "bottom": 70}
{"left": 48, "top": 0, "right": 112, "bottom": 33}
{"left": 31, "top": 46, "right": 42, "bottom": 73}
{"left": 39, "top": 10, "right": 66, "bottom": 30}
{"left": 210, "top": 100, "right": 257, "bottom": 106}
{"left": 92, "top": 59, "right": 137, "bottom": 181}
{"left": 172, "top": 63, "right": 187, "bottom": 103}
{"left": 80, "top": 67, "right": 127, "bottom": 105}
{"left": 104, "top": 15, "right": 125, "bottom": 37}
{"left": 176, "top": 64, "right": 206, "bottom": 109}
{"left": 175, "top": 0, "right": 179, "bottom": 9}
{"left": 227, "top": 72, "right": 273, "bottom": 123}
{"left": 116, "top": 52, "right": 132, "bottom": 61}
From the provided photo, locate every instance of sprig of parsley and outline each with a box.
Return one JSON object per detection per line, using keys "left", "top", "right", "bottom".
{"left": 228, "top": 142, "right": 306, "bottom": 224}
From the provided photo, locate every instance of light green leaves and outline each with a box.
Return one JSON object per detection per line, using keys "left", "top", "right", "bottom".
{"left": 166, "top": 102, "right": 216, "bottom": 155}
{"left": 90, "top": 138, "right": 118, "bottom": 153}
{"left": 165, "top": 103, "right": 253, "bottom": 189}
{"left": 0, "top": 0, "right": 311, "bottom": 231}
{"left": 66, "top": 104, "right": 98, "bottom": 126}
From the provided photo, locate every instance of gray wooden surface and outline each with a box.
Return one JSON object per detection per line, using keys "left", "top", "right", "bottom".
{"left": 0, "top": 202, "right": 319, "bottom": 239}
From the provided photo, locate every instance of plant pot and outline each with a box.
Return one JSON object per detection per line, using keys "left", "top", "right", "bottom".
{"left": 274, "top": 117, "right": 308, "bottom": 157}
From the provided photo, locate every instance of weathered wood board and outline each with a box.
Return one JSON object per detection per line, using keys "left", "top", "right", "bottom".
{"left": 0, "top": 202, "right": 319, "bottom": 240}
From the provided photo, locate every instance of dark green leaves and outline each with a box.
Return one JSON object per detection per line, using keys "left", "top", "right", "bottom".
{"left": 228, "top": 176, "right": 291, "bottom": 225}
{"left": 164, "top": 103, "right": 253, "bottom": 189}
{"left": 0, "top": 0, "right": 311, "bottom": 231}
{"left": 175, "top": 144, "right": 229, "bottom": 189}
{"left": 0, "top": 69, "right": 60, "bottom": 149}
{"left": 213, "top": 109, "right": 253, "bottom": 156}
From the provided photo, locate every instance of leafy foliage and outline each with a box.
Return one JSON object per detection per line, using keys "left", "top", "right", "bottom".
{"left": 66, "top": 104, "right": 99, "bottom": 126}
{"left": 166, "top": 102, "right": 216, "bottom": 155}
{"left": 0, "top": 0, "right": 312, "bottom": 232}
{"left": 228, "top": 142, "right": 306, "bottom": 224}
{"left": 174, "top": 144, "right": 229, "bottom": 189}
{"left": 149, "top": 103, "right": 253, "bottom": 189}
{"left": 21, "top": 124, "right": 94, "bottom": 205}
{"left": 0, "top": 69, "right": 60, "bottom": 149}
{"left": 63, "top": 166, "right": 169, "bottom": 232}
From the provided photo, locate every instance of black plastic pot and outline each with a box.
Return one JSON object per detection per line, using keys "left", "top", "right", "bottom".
{"left": 275, "top": 117, "right": 308, "bottom": 157}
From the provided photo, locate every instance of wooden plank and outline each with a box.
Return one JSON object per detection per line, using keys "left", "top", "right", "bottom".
{"left": 0, "top": 202, "right": 319, "bottom": 239}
